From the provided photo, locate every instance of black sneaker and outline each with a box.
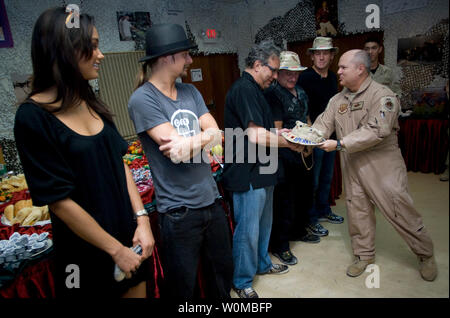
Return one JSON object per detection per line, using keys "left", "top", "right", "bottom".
{"left": 307, "top": 223, "right": 329, "bottom": 236}
{"left": 260, "top": 263, "right": 289, "bottom": 275}
{"left": 272, "top": 250, "right": 298, "bottom": 265}
{"left": 318, "top": 212, "right": 344, "bottom": 224}
{"left": 294, "top": 233, "right": 321, "bottom": 243}
{"left": 233, "top": 287, "right": 259, "bottom": 298}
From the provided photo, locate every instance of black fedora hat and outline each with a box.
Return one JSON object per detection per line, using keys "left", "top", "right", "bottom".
{"left": 139, "top": 23, "right": 198, "bottom": 63}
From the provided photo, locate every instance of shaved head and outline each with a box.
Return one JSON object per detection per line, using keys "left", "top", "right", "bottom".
{"left": 337, "top": 50, "right": 370, "bottom": 91}
{"left": 343, "top": 49, "right": 370, "bottom": 74}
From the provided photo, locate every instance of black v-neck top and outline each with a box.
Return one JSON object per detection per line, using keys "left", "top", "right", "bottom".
{"left": 14, "top": 102, "right": 148, "bottom": 297}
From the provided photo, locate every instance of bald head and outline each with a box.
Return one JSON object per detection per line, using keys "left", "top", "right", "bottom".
{"left": 344, "top": 49, "right": 370, "bottom": 74}
{"left": 337, "top": 50, "right": 371, "bottom": 91}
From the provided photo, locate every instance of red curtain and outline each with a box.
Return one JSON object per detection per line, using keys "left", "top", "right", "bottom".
{"left": 398, "top": 119, "right": 449, "bottom": 174}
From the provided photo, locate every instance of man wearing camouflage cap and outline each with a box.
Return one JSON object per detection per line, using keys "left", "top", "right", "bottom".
{"left": 298, "top": 37, "right": 344, "bottom": 239}
{"left": 265, "top": 51, "right": 321, "bottom": 267}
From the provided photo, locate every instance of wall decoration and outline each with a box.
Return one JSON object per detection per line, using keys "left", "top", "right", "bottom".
{"left": 382, "top": 0, "right": 428, "bottom": 15}
{"left": 255, "top": 1, "right": 316, "bottom": 46}
{"left": 0, "top": 0, "right": 13, "bottom": 48}
{"left": 190, "top": 69, "right": 203, "bottom": 82}
{"left": 399, "top": 19, "right": 449, "bottom": 111}
{"left": 426, "top": 18, "right": 449, "bottom": 78}
{"left": 397, "top": 33, "right": 444, "bottom": 66}
{"left": 0, "top": 138, "right": 22, "bottom": 173}
{"left": 164, "top": 9, "right": 186, "bottom": 32}
{"left": 116, "top": 11, "right": 151, "bottom": 50}
{"left": 314, "top": 0, "right": 338, "bottom": 37}
{"left": 185, "top": 21, "right": 199, "bottom": 55}
{"left": 11, "top": 73, "right": 32, "bottom": 105}
{"left": 410, "top": 86, "right": 448, "bottom": 119}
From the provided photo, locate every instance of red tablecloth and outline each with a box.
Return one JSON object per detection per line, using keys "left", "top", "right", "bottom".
{"left": 398, "top": 119, "right": 449, "bottom": 174}
{"left": 0, "top": 190, "right": 54, "bottom": 298}
{"left": 0, "top": 190, "right": 164, "bottom": 298}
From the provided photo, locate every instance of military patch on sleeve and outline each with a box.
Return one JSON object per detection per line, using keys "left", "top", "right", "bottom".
{"left": 350, "top": 101, "right": 364, "bottom": 111}
{"left": 381, "top": 96, "right": 396, "bottom": 112}
{"left": 338, "top": 103, "right": 348, "bottom": 114}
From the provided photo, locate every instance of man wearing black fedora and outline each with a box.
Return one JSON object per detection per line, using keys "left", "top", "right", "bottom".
{"left": 128, "top": 23, "right": 233, "bottom": 299}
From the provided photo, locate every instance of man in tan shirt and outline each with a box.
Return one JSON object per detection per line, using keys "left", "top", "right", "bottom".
{"left": 364, "top": 37, "right": 401, "bottom": 96}
{"left": 312, "top": 49, "right": 437, "bottom": 281}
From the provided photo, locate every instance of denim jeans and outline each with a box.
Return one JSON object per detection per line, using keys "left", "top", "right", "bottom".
{"left": 308, "top": 148, "right": 336, "bottom": 224}
{"left": 232, "top": 185, "right": 274, "bottom": 290}
{"left": 158, "top": 199, "right": 233, "bottom": 299}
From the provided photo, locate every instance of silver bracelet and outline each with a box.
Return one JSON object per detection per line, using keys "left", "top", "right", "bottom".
{"left": 135, "top": 209, "right": 149, "bottom": 218}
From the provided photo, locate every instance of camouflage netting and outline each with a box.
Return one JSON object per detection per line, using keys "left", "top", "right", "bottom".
{"left": 399, "top": 19, "right": 448, "bottom": 109}
{"left": 254, "top": 0, "right": 316, "bottom": 47}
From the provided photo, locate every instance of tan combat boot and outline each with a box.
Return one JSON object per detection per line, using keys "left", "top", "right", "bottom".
{"left": 346, "top": 256, "right": 375, "bottom": 277}
{"left": 418, "top": 255, "right": 438, "bottom": 281}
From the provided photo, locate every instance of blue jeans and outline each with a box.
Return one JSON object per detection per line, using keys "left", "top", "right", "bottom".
{"left": 232, "top": 185, "right": 274, "bottom": 290}
{"left": 308, "top": 148, "right": 336, "bottom": 224}
{"left": 158, "top": 199, "right": 233, "bottom": 298}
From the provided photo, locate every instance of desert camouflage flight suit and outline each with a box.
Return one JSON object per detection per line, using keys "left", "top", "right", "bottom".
{"left": 313, "top": 77, "right": 434, "bottom": 260}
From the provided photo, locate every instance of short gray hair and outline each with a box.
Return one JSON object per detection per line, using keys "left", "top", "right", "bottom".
{"left": 351, "top": 50, "right": 370, "bottom": 74}
{"left": 245, "top": 40, "right": 281, "bottom": 68}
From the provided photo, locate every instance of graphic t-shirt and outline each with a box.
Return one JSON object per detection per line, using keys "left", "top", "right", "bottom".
{"left": 128, "top": 82, "right": 219, "bottom": 212}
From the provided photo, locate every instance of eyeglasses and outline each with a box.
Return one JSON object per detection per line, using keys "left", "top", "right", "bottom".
{"left": 263, "top": 63, "right": 279, "bottom": 74}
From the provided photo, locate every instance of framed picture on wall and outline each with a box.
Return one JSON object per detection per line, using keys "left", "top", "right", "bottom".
{"left": 0, "top": 0, "right": 13, "bottom": 48}
{"left": 314, "top": 0, "right": 338, "bottom": 37}
{"left": 397, "top": 33, "right": 444, "bottom": 66}
{"left": 410, "top": 86, "right": 448, "bottom": 119}
{"left": 116, "top": 11, "right": 151, "bottom": 50}
{"left": 11, "top": 73, "right": 32, "bottom": 105}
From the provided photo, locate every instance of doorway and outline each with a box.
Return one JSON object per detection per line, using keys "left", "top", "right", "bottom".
{"left": 183, "top": 53, "right": 240, "bottom": 129}
{"left": 288, "top": 31, "right": 384, "bottom": 90}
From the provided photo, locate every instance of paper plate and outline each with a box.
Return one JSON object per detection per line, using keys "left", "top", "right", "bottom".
{"left": 29, "top": 239, "right": 53, "bottom": 258}
{"left": 281, "top": 132, "right": 325, "bottom": 146}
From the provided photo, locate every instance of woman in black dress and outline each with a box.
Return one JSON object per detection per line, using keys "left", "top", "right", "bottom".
{"left": 14, "top": 7, "right": 155, "bottom": 297}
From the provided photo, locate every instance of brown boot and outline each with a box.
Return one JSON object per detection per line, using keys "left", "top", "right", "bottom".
{"left": 418, "top": 255, "right": 437, "bottom": 281}
{"left": 346, "top": 256, "right": 375, "bottom": 277}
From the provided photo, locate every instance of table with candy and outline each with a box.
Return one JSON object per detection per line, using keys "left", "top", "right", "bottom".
{"left": 0, "top": 141, "right": 162, "bottom": 298}
{"left": 0, "top": 174, "right": 53, "bottom": 297}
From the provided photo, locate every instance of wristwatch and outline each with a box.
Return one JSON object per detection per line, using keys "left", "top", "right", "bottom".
{"left": 135, "top": 209, "right": 149, "bottom": 218}
{"left": 336, "top": 139, "right": 342, "bottom": 151}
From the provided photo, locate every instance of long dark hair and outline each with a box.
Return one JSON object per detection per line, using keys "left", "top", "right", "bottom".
{"left": 29, "top": 7, "right": 113, "bottom": 121}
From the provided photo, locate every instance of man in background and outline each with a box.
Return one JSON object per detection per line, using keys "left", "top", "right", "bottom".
{"left": 364, "top": 36, "right": 401, "bottom": 96}
{"left": 298, "top": 37, "right": 344, "bottom": 238}
{"left": 265, "top": 51, "right": 320, "bottom": 267}
{"left": 119, "top": 15, "right": 136, "bottom": 41}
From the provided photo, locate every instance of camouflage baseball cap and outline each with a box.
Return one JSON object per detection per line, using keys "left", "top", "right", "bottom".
{"left": 279, "top": 51, "right": 307, "bottom": 71}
